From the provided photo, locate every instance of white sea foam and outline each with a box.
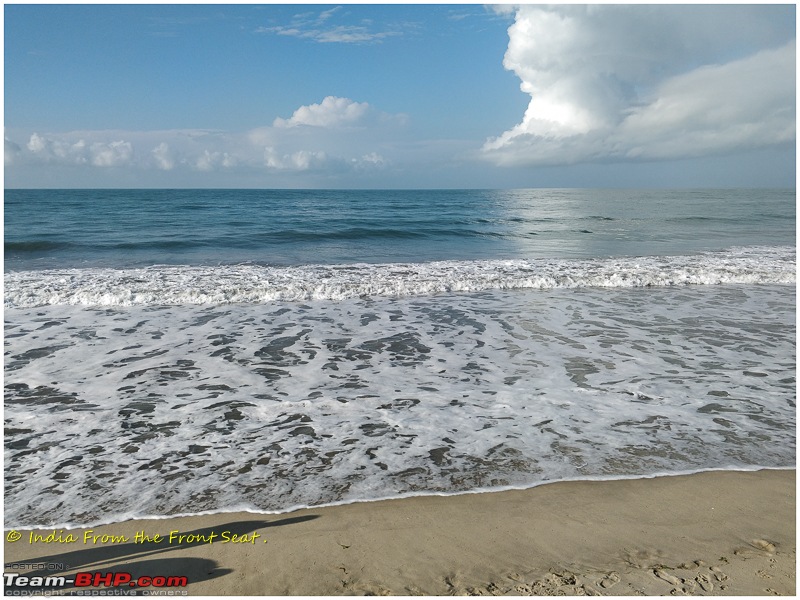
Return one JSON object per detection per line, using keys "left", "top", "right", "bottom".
{"left": 4, "top": 246, "right": 795, "bottom": 308}
{"left": 20, "top": 466, "right": 791, "bottom": 531}
{"left": 5, "top": 283, "right": 795, "bottom": 528}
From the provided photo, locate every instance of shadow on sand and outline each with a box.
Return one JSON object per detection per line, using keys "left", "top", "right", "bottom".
{"left": 5, "top": 515, "right": 319, "bottom": 593}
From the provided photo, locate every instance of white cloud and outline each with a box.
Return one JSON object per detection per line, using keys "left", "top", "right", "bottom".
{"left": 317, "top": 6, "right": 342, "bottom": 23}
{"left": 27, "top": 132, "right": 47, "bottom": 154}
{"left": 6, "top": 97, "right": 402, "bottom": 181}
{"left": 619, "top": 43, "right": 795, "bottom": 160}
{"left": 26, "top": 132, "right": 89, "bottom": 164}
{"left": 194, "top": 149, "right": 235, "bottom": 171}
{"left": 24, "top": 133, "right": 135, "bottom": 167}
{"left": 5, "top": 136, "right": 21, "bottom": 165}
{"left": 482, "top": 5, "right": 796, "bottom": 167}
{"left": 151, "top": 142, "right": 175, "bottom": 170}
{"left": 264, "top": 147, "right": 329, "bottom": 171}
{"left": 354, "top": 152, "right": 386, "bottom": 170}
{"left": 255, "top": 7, "right": 403, "bottom": 44}
{"left": 273, "top": 96, "right": 371, "bottom": 128}
{"left": 90, "top": 140, "right": 133, "bottom": 167}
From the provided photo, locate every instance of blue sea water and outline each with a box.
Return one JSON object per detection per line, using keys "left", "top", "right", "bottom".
{"left": 4, "top": 188, "right": 796, "bottom": 528}
{"left": 5, "top": 188, "right": 796, "bottom": 270}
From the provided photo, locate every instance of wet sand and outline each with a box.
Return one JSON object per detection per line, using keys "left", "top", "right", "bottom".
{"left": 3, "top": 469, "right": 795, "bottom": 595}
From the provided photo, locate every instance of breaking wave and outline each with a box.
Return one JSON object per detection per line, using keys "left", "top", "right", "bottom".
{"left": 4, "top": 246, "right": 795, "bottom": 308}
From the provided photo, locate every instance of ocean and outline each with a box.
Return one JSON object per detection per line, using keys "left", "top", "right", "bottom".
{"left": 4, "top": 188, "right": 796, "bottom": 529}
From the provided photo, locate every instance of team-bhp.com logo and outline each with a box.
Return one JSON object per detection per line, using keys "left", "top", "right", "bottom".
{"left": 5, "top": 571, "right": 188, "bottom": 589}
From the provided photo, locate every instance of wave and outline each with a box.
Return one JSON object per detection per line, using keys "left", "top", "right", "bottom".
{"left": 11, "top": 466, "right": 792, "bottom": 531}
{"left": 4, "top": 246, "right": 795, "bottom": 308}
{"left": 5, "top": 240, "right": 76, "bottom": 252}
{"left": 5, "top": 227, "right": 512, "bottom": 255}
{"left": 263, "top": 227, "right": 428, "bottom": 241}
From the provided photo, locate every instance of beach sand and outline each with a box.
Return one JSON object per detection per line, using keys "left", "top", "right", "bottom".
{"left": 4, "top": 469, "right": 794, "bottom": 596}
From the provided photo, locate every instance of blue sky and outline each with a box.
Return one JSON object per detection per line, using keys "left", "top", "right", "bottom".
{"left": 4, "top": 4, "right": 796, "bottom": 188}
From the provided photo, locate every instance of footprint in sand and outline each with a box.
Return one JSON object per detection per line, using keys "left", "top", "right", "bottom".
{"left": 597, "top": 572, "right": 620, "bottom": 589}
{"left": 751, "top": 539, "right": 776, "bottom": 553}
{"left": 695, "top": 573, "right": 713, "bottom": 592}
{"left": 669, "top": 587, "right": 688, "bottom": 596}
{"left": 736, "top": 539, "right": 777, "bottom": 558}
{"left": 484, "top": 582, "right": 500, "bottom": 594}
{"left": 357, "top": 582, "right": 392, "bottom": 596}
{"left": 710, "top": 566, "right": 728, "bottom": 582}
{"left": 529, "top": 572, "right": 585, "bottom": 595}
{"left": 654, "top": 569, "right": 682, "bottom": 587}
{"left": 506, "top": 572, "right": 532, "bottom": 594}
{"left": 584, "top": 585, "right": 603, "bottom": 596}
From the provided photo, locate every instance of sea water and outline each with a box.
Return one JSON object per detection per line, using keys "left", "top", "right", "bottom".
{"left": 4, "top": 188, "right": 795, "bottom": 528}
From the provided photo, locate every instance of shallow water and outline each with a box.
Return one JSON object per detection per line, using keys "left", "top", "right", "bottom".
{"left": 5, "top": 284, "right": 794, "bottom": 527}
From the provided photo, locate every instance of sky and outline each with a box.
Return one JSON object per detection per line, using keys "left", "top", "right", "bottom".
{"left": 4, "top": 3, "right": 796, "bottom": 189}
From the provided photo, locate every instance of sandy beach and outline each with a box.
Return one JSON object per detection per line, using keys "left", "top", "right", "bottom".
{"left": 3, "top": 468, "right": 794, "bottom": 596}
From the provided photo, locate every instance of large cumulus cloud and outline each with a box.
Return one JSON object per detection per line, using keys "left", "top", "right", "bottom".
{"left": 482, "top": 5, "right": 796, "bottom": 167}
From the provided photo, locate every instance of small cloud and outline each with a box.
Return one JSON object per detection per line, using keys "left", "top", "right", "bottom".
{"left": 25, "top": 133, "right": 95, "bottom": 166}
{"left": 447, "top": 8, "right": 501, "bottom": 22}
{"left": 5, "top": 137, "right": 21, "bottom": 165}
{"left": 27, "top": 132, "right": 48, "bottom": 154}
{"left": 264, "top": 147, "right": 329, "bottom": 171}
{"left": 273, "top": 96, "right": 371, "bottom": 129}
{"left": 90, "top": 140, "right": 133, "bottom": 167}
{"left": 315, "top": 25, "right": 400, "bottom": 44}
{"left": 353, "top": 152, "right": 387, "bottom": 171}
{"left": 151, "top": 142, "right": 175, "bottom": 170}
{"left": 17, "top": 132, "right": 147, "bottom": 169}
{"left": 194, "top": 149, "right": 235, "bottom": 171}
{"left": 317, "top": 6, "right": 342, "bottom": 23}
{"left": 489, "top": 5, "right": 517, "bottom": 17}
{"left": 255, "top": 7, "right": 402, "bottom": 44}
{"left": 258, "top": 24, "right": 400, "bottom": 44}
{"left": 289, "top": 11, "right": 315, "bottom": 23}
